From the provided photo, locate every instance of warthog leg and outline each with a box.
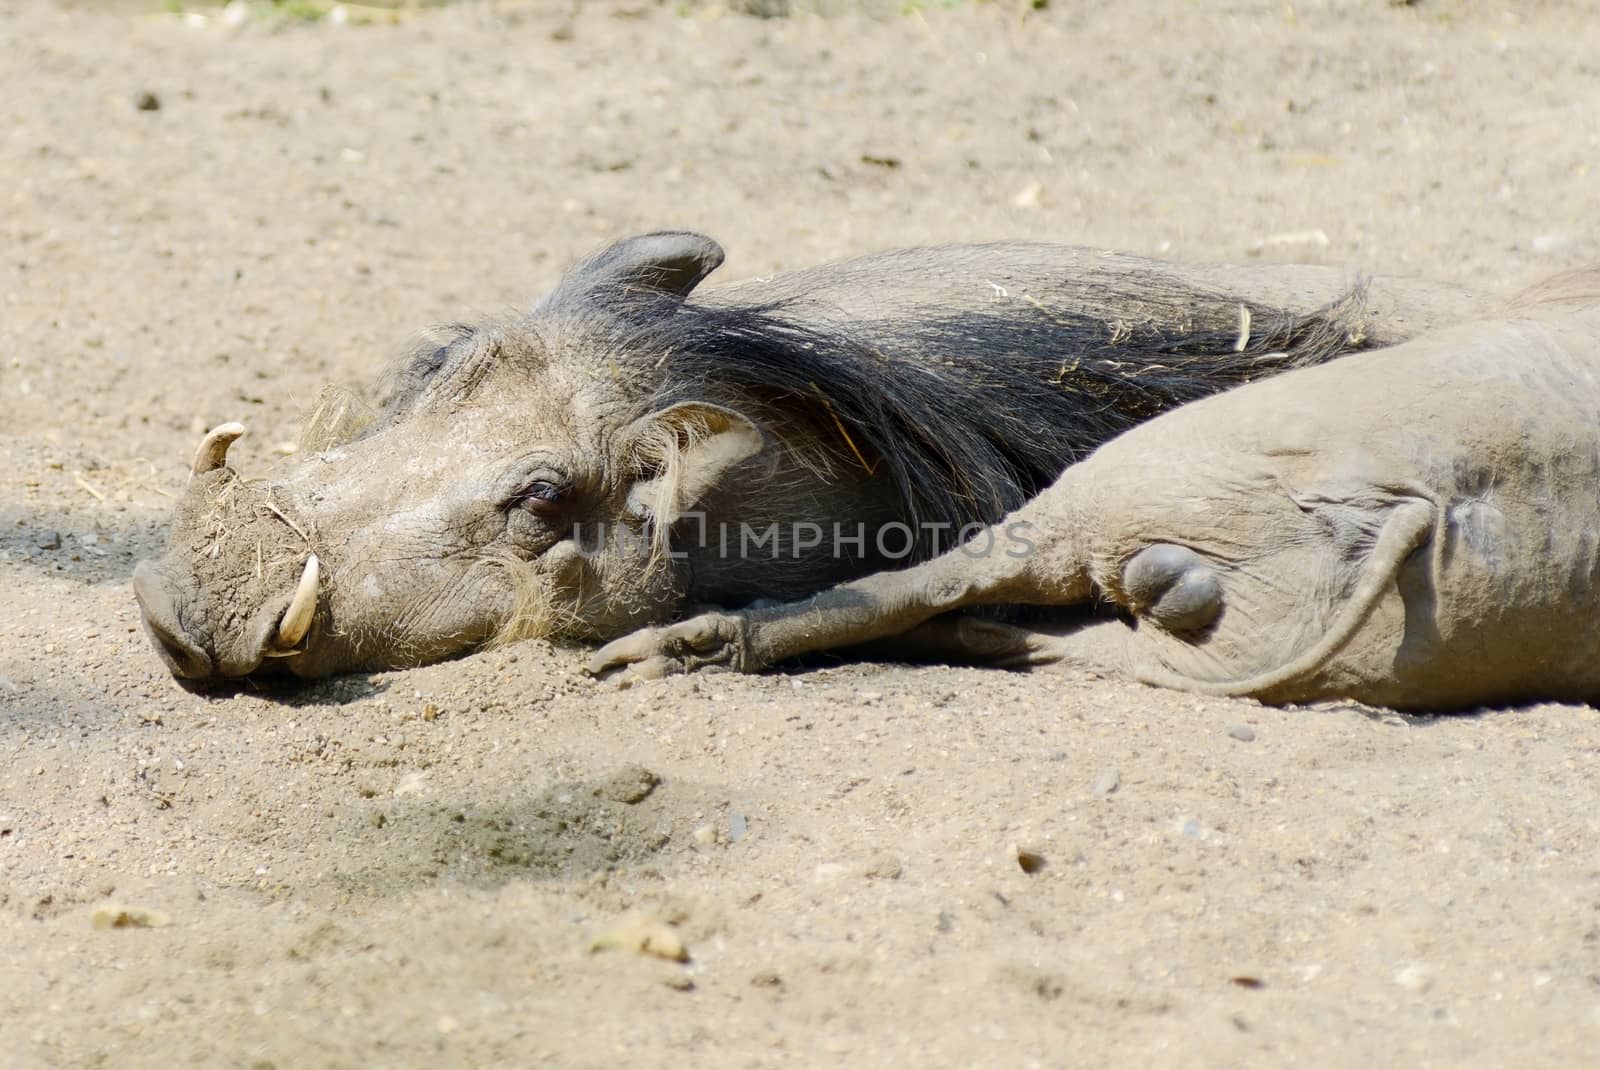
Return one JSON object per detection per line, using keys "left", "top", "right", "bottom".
{"left": 588, "top": 494, "right": 1091, "bottom": 678}
{"left": 852, "top": 614, "right": 1131, "bottom": 674}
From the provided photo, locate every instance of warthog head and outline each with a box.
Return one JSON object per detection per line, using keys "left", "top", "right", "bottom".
{"left": 133, "top": 233, "right": 773, "bottom": 681}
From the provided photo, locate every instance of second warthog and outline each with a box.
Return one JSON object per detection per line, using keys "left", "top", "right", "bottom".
{"left": 591, "top": 270, "right": 1600, "bottom": 712}
{"left": 132, "top": 231, "right": 1477, "bottom": 681}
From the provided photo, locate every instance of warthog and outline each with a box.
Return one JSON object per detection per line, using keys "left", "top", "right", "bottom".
{"left": 591, "top": 269, "right": 1600, "bottom": 712}
{"left": 132, "top": 231, "right": 1478, "bottom": 682}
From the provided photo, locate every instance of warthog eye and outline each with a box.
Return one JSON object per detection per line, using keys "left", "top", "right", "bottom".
{"left": 514, "top": 479, "right": 568, "bottom": 515}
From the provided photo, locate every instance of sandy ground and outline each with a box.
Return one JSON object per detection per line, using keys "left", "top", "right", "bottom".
{"left": 3, "top": 1, "right": 1599, "bottom": 1066}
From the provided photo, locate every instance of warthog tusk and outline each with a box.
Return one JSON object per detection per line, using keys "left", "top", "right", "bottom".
{"left": 276, "top": 553, "right": 319, "bottom": 649}
{"left": 190, "top": 422, "right": 247, "bottom": 478}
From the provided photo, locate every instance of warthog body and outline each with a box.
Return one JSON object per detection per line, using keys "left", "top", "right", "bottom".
{"left": 592, "top": 270, "right": 1600, "bottom": 712}
{"left": 133, "top": 231, "right": 1478, "bottom": 682}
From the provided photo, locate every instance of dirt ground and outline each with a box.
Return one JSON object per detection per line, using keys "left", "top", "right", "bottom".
{"left": 3, "top": 1, "right": 1599, "bottom": 1066}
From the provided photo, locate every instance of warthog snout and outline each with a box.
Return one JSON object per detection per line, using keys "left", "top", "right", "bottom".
{"left": 132, "top": 555, "right": 321, "bottom": 682}
{"left": 134, "top": 556, "right": 318, "bottom": 681}
{"left": 131, "top": 560, "right": 213, "bottom": 679}
{"left": 134, "top": 422, "right": 327, "bottom": 683}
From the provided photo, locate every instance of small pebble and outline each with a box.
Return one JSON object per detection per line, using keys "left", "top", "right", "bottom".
{"left": 134, "top": 91, "right": 161, "bottom": 112}
{"left": 1092, "top": 768, "right": 1121, "bottom": 796}
{"left": 590, "top": 913, "right": 688, "bottom": 962}
{"left": 35, "top": 530, "right": 61, "bottom": 550}
{"left": 599, "top": 764, "right": 661, "bottom": 805}
{"left": 864, "top": 853, "right": 903, "bottom": 880}
{"left": 1012, "top": 180, "right": 1044, "bottom": 208}
{"left": 1227, "top": 724, "right": 1257, "bottom": 742}
{"left": 691, "top": 823, "right": 718, "bottom": 848}
{"left": 662, "top": 974, "right": 696, "bottom": 992}
{"left": 91, "top": 904, "right": 172, "bottom": 930}
{"left": 1013, "top": 844, "right": 1046, "bottom": 874}
{"left": 728, "top": 811, "right": 747, "bottom": 842}
{"left": 1393, "top": 963, "right": 1433, "bottom": 992}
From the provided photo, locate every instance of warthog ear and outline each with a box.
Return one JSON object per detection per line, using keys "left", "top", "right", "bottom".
{"left": 622, "top": 402, "right": 763, "bottom": 530}
{"left": 541, "top": 231, "right": 726, "bottom": 306}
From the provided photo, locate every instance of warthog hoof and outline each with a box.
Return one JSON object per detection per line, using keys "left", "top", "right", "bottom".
{"left": 587, "top": 611, "right": 752, "bottom": 679}
{"left": 1121, "top": 543, "right": 1223, "bottom": 633}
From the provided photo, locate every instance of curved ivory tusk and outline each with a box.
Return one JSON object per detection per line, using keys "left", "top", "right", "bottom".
{"left": 276, "top": 553, "right": 320, "bottom": 649}
{"left": 190, "top": 422, "right": 247, "bottom": 478}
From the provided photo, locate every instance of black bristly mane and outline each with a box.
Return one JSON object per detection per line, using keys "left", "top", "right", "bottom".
{"left": 604, "top": 278, "right": 1373, "bottom": 560}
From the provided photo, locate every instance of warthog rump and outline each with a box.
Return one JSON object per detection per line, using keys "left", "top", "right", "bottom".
{"left": 133, "top": 231, "right": 1478, "bottom": 682}
{"left": 591, "top": 269, "right": 1600, "bottom": 712}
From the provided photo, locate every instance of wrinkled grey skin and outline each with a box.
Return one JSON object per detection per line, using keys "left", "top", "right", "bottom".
{"left": 133, "top": 231, "right": 1479, "bottom": 683}
{"left": 592, "top": 270, "right": 1600, "bottom": 712}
